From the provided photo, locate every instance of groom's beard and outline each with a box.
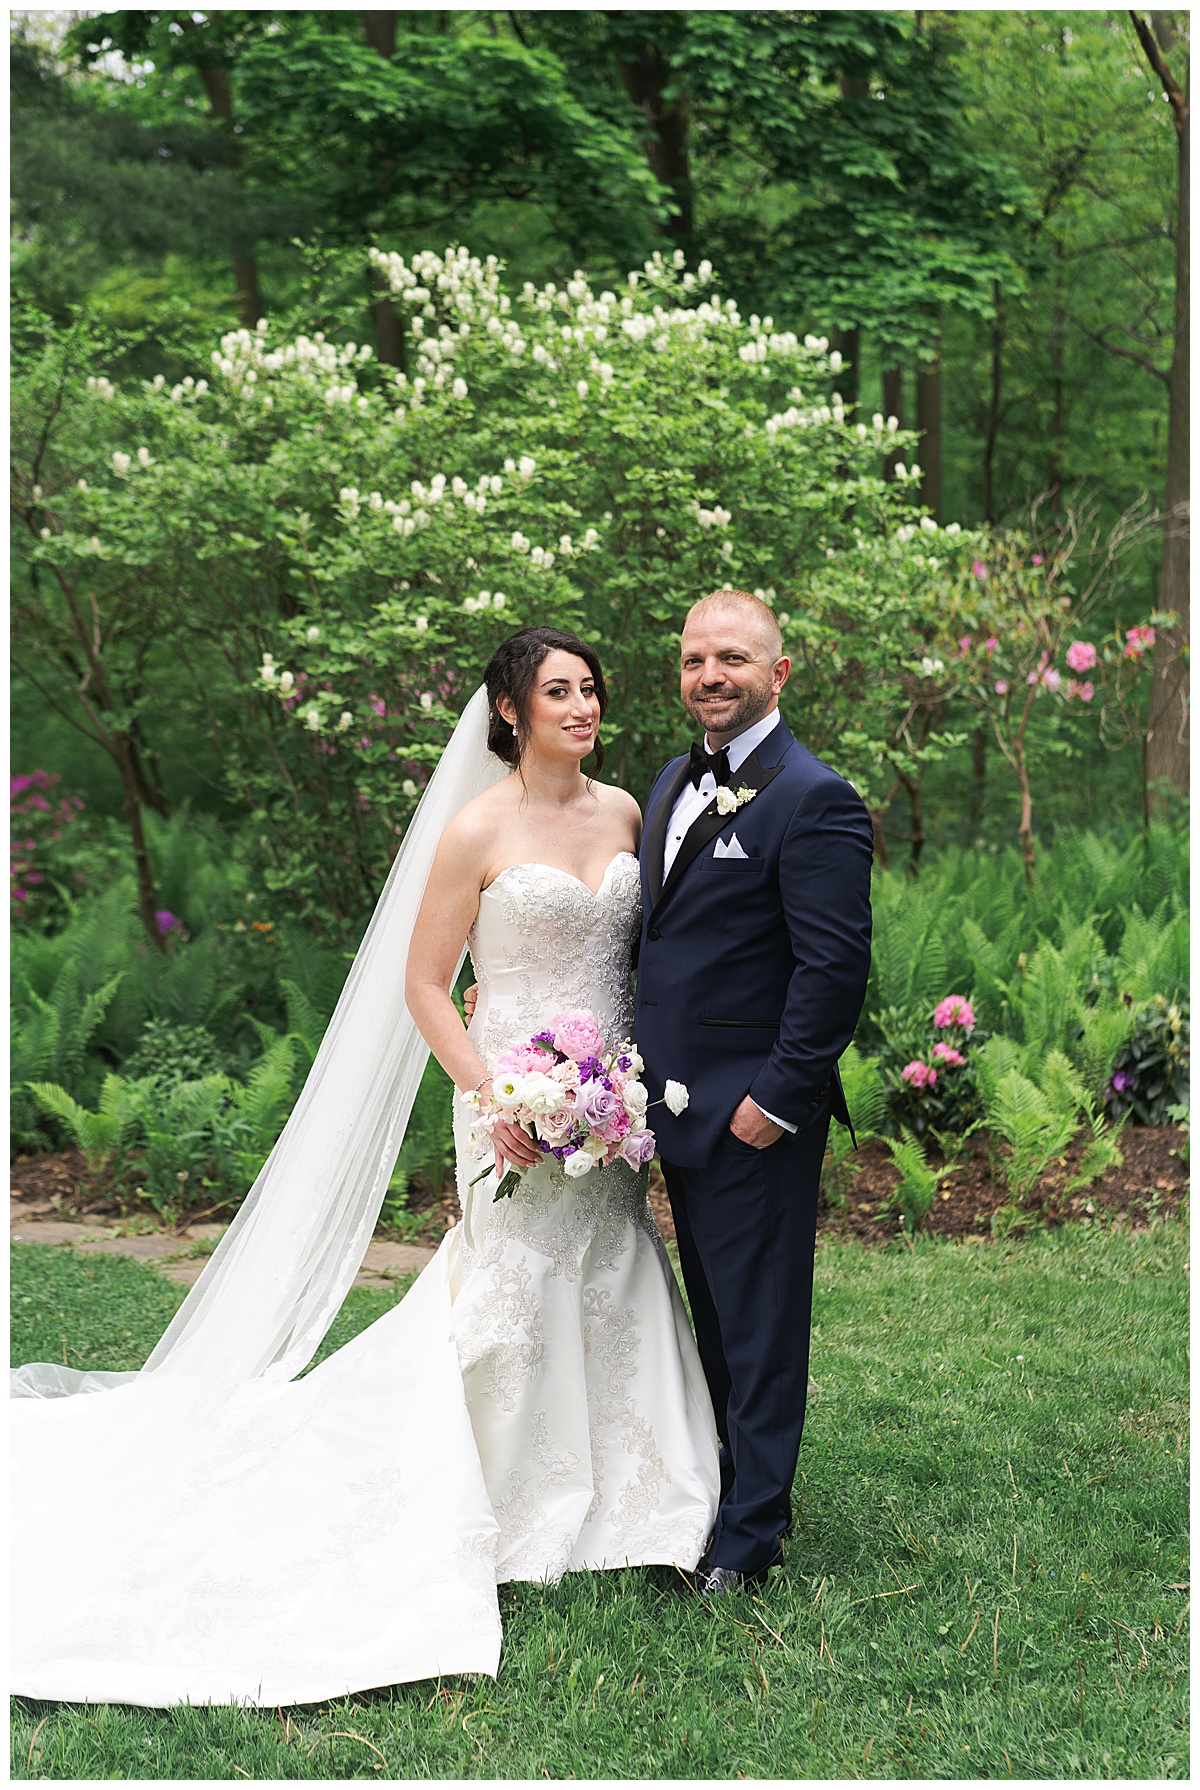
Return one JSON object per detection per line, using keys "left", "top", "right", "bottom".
{"left": 683, "top": 678, "right": 775, "bottom": 740}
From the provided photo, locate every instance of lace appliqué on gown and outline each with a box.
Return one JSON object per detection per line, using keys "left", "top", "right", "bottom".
{"left": 451, "top": 853, "right": 717, "bottom": 1583}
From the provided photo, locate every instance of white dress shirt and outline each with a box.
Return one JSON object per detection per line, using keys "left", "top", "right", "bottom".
{"left": 662, "top": 707, "right": 782, "bottom": 879}
{"left": 660, "top": 708, "right": 796, "bottom": 1134}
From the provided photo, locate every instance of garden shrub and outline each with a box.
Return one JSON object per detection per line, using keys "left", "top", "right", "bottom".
{"left": 1108, "top": 995, "right": 1190, "bottom": 1126}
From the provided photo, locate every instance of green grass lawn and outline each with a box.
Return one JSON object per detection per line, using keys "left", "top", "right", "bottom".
{"left": 11, "top": 1218, "right": 1189, "bottom": 1780}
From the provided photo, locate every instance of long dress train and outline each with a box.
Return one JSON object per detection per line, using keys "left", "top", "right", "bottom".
{"left": 11, "top": 851, "right": 718, "bottom": 1707}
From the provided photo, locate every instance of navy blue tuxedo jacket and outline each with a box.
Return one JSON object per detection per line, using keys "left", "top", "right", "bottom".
{"left": 635, "top": 717, "right": 873, "bottom": 1170}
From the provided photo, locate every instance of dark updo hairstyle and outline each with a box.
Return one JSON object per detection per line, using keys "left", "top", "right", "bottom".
{"left": 485, "top": 627, "right": 607, "bottom": 774}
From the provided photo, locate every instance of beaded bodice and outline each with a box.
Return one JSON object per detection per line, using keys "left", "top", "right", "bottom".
{"left": 465, "top": 854, "right": 641, "bottom": 1069}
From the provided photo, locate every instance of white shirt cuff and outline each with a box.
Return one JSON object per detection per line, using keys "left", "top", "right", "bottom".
{"left": 753, "top": 1101, "right": 797, "bottom": 1135}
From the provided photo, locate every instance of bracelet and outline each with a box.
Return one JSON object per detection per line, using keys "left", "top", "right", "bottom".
{"left": 470, "top": 1073, "right": 490, "bottom": 1095}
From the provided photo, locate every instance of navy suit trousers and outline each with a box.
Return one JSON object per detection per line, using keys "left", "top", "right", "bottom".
{"left": 661, "top": 1099, "right": 831, "bottom": 1574}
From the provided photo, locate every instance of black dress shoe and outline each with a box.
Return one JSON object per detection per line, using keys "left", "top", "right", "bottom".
{"left": 691, "top": 1548, "right": 784, "bottom": 1598}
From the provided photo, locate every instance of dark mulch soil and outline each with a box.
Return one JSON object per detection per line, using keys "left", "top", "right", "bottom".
{"left": 12, "top": 1126, "right": 1188, "bottom": 1250}
{"left": 647, "top": 1123, "right": 1188, "bottom": 1249}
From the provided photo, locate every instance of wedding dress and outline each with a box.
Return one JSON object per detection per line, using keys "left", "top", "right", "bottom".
{"left": 11, "top": 850, "right": 718, "bottom": 1708}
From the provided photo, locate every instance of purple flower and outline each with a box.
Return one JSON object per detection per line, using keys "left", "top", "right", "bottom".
{"left": 576, "top": 1054, "right": 604, "bottom": 1082}
{"left": 575, "top": 1080, "right": 620, "bottom": 1129}
{"left": 617, "top": 1055, "right": 631, "bottom": 1072}
{"left": 1110, "top": 1069, "right": 1132, "bottom": 1094}
{"left": 155, "top": 909, "right": 180, "bottom": 934}
{"left": 530, "top": 1029, "right": 558, "bottom": 1051}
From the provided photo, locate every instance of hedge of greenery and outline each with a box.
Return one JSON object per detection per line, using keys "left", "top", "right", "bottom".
{"left": 12, "top": 805, "right": 1188, "bottom": 1232}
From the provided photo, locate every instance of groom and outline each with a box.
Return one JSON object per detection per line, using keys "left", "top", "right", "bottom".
{"left": 637, "top": 587, "right": 873, "bottom": 1595}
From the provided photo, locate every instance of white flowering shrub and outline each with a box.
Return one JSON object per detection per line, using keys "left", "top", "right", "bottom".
{"left": 16, "top": 245, "right": 1047, "bottom": 919}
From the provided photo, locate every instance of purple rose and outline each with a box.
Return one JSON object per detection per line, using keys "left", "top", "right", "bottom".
{"left": 575, "top": 1081, "right": 620, "bottom": 1130}
{"left": 618, "top": 1129, "right": 656, "bottom": 1168}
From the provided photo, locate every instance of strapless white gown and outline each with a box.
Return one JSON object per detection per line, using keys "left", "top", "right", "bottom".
{"left": 11, "top": 854, "right": 718, "bottom": 1708}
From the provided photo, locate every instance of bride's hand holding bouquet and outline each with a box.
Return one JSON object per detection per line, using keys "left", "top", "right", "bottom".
{"left": 466, "top": 1009, "right": 688, "bottom": 1199}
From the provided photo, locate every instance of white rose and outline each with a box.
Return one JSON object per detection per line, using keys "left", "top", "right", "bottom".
{"left": 625, "top": 1047, "right": 644, "bottom": 1075}
{"left": 663, "top": 1079, "right": 690, "bottom": 1116}
{"left": 563, "top": 1149, "right": 593, "bottom": 1179}
{"left": 623, "top": 1080, "right": 648, "bottom": 1118}
{"left": 715, "top": 786, "right": 738, "bottom": 816}
{"left": 522, "top": 1073, "right": 563, "bottom": 1117}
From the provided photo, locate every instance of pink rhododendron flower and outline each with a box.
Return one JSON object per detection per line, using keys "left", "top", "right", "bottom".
{"left": 934, "top": 995, "right": 976, "bottom": 1032}
{"left": 551, "top": 1010, "right": 604, "bottom": 1061}
{"left": 1042, "top": 667, "right": 1061, "bottom": 693}
{"left": 932, "top": 1042, "right": 966, "bottom": 1067}
{"left": 1124, "top": 624, "right": 1156, "bottom": 660}
{"left": 901, "top": 1060, "right": 937, "bottom": 1091}
{"left": 984, "top": 637, "right": 999, "bottom": 654}
{"left": 995, "top": 680, "right": 1009, "bottom": 696}
{"left": 958, "top": 635, "right": 972, "bottom": 655}
{"left": 972, "top": 560, "right": 988, "bottom": 581}
{"left": 1066, "top": 678, "right": 1095, "bottom": 703}
{"left": 1031, "top": 555, "right": 1043, "bottom": 566}
{"left": 1065, "top": 640, "right": 1097, "bottom": 674}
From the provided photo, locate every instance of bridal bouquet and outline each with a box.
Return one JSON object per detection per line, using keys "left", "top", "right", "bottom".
{"left": 466, "top": 1009, "right": 689, "bottom": 1201}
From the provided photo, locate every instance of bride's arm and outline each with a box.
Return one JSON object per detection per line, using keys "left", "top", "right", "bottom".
{"left": 405, "top": 814, "right": 492, "bottom": 1095}
{"left": 405, "top": 812, "right": 541, "bottom": 1170}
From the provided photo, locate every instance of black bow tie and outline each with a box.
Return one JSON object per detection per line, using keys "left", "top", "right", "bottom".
{"left": 689, "top": 741, "right": 731, "bottom": 789}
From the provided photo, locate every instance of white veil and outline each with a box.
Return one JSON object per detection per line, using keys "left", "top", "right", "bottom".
{"left": 12, "top": 686, "right": 505, "bottom": 1400}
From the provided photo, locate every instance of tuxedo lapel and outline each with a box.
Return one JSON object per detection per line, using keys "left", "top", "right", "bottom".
{"left": 651, "top": 750, "right": 785, "bottom": 917}
{"left": 642, "top": 757, "right": 692, "bottom": 906}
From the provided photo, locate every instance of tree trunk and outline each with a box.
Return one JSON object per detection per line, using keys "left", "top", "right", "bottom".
{"left": 833, "top": 326, "right": 861, "bottom": 419}
{"left": 1140, "top": 21, "right": 1190, "bottom": 804}
{"left": 869, "top": 808, "right": 891, "bottom": 870}
{"left": 112, "top": 732, "right": 166, "bottom": 952}
{"left": 1014, "top": 739, "right": 1036, "bottom": 881}
{"left": 362, "top": 11, "right": 396, "bottom": 58}
{"left": 882, "top": 365, "right": 904, "bottom": 481}
{"left": 1049, "top": 235, "right": 1066, "bottom": 508}
{"left": 181, "top": 30, "right": 263, "bottom": 328}
{"left": 363, "top": 12, "right": 406, "bottom": 368}
{"left": 981, "top": 282, "right": 1003, "bottom": 523}
{"left": 915, "top": 339, "right": 942, "bottom": 520}
{"left": 611, "top": 38, "right": 693, "bottom": 240}
{"left": 969, "top": 725, "right": 987, "bottom": 832}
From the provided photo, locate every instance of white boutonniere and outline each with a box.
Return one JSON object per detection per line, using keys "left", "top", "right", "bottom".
{"left": 714, "top": 783, "right": 758, "bottom": 817}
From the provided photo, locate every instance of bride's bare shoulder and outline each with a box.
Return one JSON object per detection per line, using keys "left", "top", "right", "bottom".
{"left": 592, "top": 778, "right": 642, "bottom": 836}
{"left": 433, "top": 778, "right": 518, "bottom": 866}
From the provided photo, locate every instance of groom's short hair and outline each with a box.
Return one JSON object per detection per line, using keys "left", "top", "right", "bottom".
{"left": 685, "top": 587, "right": 783, "bottom": 659}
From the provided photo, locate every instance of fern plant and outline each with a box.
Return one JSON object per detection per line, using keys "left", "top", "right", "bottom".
{"left": 984, "top": 1066, "right": 1079, "bottom": 1205}
{"left": 24, "top": 1074, "right": 139, "bottom": 1182}
{"left": 820, "top": 1044, "right": 887, "bottom": 1205}
{"left": 10, "top": 966, "right": 125, "bottom": 1149}
{"left": 880, "top": 1128, "right": 946, "bottom": 1234}
{"left": 226, "top": 1037, "right": 296, "bottom": 1180}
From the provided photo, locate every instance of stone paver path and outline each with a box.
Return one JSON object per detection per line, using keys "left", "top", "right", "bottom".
{"left": 10, "top": 1202, "right": 435, "bottom": 1289}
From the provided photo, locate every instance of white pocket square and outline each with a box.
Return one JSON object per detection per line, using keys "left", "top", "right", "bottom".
{"left": 713, "top": 833, "right": 749, "bottom": 860}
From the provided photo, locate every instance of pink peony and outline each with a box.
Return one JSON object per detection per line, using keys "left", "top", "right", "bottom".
{"left": 551, "top": 1009, "right": 604, "bottom": 1062}
{"left": 933, "top": 995, "right": 976, "bottom": 1033}
{"left": 901, "top": 1060, "right": 937, "bottom": 1091}
{"left": 932, "top": 1042, "right": 966, "bottom": 1067}
{"left": 493, "top": 1042, "right": 556, "bottom": 1076}
{"left": 1065, "top": 640, "right": 1097, "bottom": 674}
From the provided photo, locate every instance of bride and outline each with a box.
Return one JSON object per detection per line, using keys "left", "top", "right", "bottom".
{"left": 11, "top": 625, "right": 719, "bottom": 1709}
